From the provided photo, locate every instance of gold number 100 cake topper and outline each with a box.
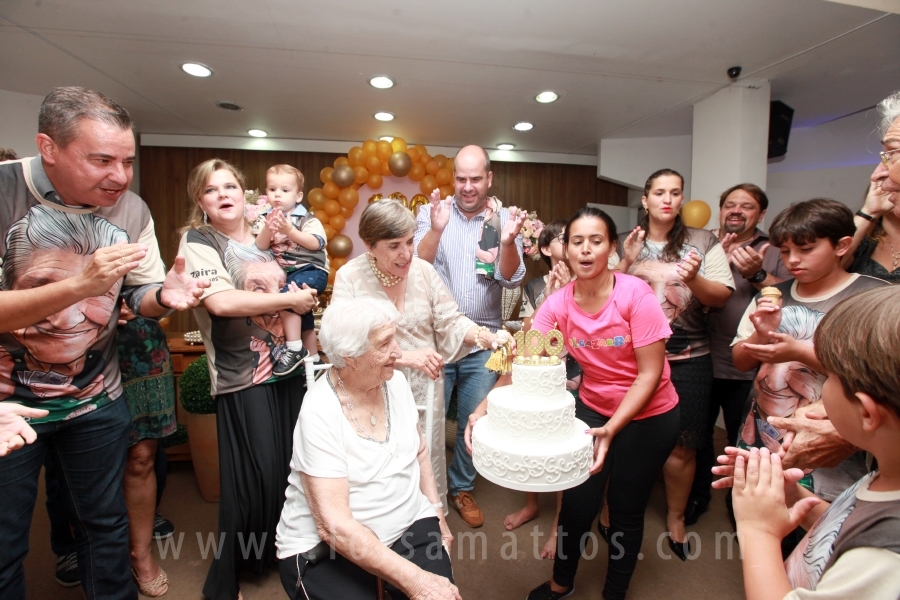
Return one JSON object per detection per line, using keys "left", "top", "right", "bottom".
{"left": 513, "top": 329, "right": 564, "bottom": 365}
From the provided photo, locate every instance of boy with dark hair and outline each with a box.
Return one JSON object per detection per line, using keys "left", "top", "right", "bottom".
{"left": 732, "top": 198, "right": 887, "bottom": 504}
{"left": 716, "top": 285, "right": 900, "bottom": 599}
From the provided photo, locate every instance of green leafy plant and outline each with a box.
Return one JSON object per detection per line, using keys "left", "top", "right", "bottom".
{"left": 179, "top": 355, "right": 216, "bottom": 414}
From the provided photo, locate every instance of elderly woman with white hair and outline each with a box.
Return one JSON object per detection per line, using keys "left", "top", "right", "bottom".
{"left": 846, "top": 91, "right": 900, "bottom": 283}
{"left": 275, "top": 298, "right": 460, "bottom": 600}
{"left": 332, "top": 199, "right": 510, "bottom": 510}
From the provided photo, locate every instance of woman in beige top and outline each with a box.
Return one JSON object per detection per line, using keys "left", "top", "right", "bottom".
{"left": 332, "top": 200, "right": 509, "bottom": 504}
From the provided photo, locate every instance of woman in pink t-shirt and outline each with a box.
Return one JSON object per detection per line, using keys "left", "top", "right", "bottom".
{"left": 466, "top": 207, "right": 680, "bottom": 600}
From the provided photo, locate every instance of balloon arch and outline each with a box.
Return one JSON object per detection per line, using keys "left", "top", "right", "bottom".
{"left": 307, "top": 137, "right": 454, "bottom": 285}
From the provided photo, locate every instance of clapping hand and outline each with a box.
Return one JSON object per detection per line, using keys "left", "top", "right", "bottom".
{"left": 729, "top": 243, "right": 768, "bottom": 278}
{"left": 266, "top": 209, "right": 291, "bottom": 235}
{"left": 501, "top": 207, "right": 527, "bottom": 246}
{"left": 617, "top": 226, "right": 645, "bottom": 270}
{"left": 676, "top": 249, "right": 701, "bottom": 283}
{"left": 546, "top": 262, "right": 572, "bottom": 296}
{"left": 719, "top": 232, "right": 739, "bottom": 256}
{"left": 730, "top": 448, "right": 821, "bottom": 540}
{"left": 429, "top": 188, "right": 451, "bottom": 233}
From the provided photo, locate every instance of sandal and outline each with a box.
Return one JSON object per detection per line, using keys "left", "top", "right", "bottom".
{"left": 132, "top": 567, "right": 168, "bottom": 597}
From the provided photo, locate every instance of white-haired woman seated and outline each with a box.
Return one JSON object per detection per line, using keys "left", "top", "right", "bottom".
{"left": 275, "top": 298, "right": 460, "bottom": 600}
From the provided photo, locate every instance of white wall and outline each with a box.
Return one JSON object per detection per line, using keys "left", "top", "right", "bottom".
{"left": 0, "top": 89, "right": 42, "bottom": 158}
{"left": 766, "top": 164, "right": 875, "bottom": 221}
{"left": 691, "top": 83, "right": 770, "bottom": 206}
{"left": 764, "top": 109, "right": 882, "bottom": 221}
{"left": 598, "top": 135, "right": 693, "bottom": 200}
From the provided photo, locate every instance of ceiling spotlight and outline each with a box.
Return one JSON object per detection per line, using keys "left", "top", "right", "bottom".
{"left": 369, "top": 76, "right": 395, "bottom": 89}
{"left": 247, "top": 129, "right": 268, "bottom": 138}
{"left": 497, "top": 143, "right": 515, "bottom": 150}
{"left": 374, "top": 112, "right": 394, "bottom": 122}
{"left": 181, "top": 62, "right": 212, "bottom": 77}
{"left": 535, "top": 91, "right": 559, "bottom": 103}
{"left": 379, "top": 136, "right": 394, "bottom": 142}
{"left": 216, "top": 101, "right": 242, "bottom": 111}
{"left": 513, "top": 122, "right": 533, "bottom": 131}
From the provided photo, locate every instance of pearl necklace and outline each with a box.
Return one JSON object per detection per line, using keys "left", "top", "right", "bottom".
{"left": 367, "top": 253, "right": 403, "bottom": 287}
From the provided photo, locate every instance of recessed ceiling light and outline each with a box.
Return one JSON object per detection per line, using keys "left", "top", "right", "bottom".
{"left": 497, "top": 143, "right": 515, "bottom": 150}
{"left": 216, "top": 101, "right": 242, "bottom": 111}
{"left": 535, "top": 91, "right": 559, "bottom": 103}
{"left": 181, "top": 62, "right": 212, "bottom": 77}
{"left": 369, "top": 76, "right": 394, "bottom": 89}
{"left": 514, "top": 122, "right": 533, "bottom": 131}
{"left": 374, "top": 112, "right": 394, "bottom": 122}
{"left": 247, "top": 129, "right": 267, "bottom": 138}
{"left": 379, "top": 136, "right": 394, "bottom": 142}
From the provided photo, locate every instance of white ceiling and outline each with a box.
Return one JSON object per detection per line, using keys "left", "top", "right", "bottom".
{"left": 1, "top": 0, "right": 898, "bottom": 156}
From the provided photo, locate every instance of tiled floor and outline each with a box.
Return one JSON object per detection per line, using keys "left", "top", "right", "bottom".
{"left": 24, "top": 432, "right": 745, "bottom": 599}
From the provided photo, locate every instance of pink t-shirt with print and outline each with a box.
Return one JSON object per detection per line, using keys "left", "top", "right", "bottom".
{"left": 533, "top": 273, "right": 679, "bottom": 420}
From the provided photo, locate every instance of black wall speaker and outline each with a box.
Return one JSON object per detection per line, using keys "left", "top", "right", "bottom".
{"left": 768, "top": 100, "right": 794, "bottom": 159}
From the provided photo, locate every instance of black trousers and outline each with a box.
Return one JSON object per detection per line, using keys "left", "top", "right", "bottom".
{"left": 690, "top": 378, "right": 753, "bottom": 504}
{"left": 552, "top": 400, "right": 679, "bottom": 600}
{"left": 279, "top": 517, "right": 453, "bottom": 600}
{"left": 203, "top": 377, "right": 304, "bottom": 600}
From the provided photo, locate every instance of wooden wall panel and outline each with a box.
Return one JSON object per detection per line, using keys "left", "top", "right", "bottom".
{"left": 139, "top": 146, "right": 627, "bottom": 332}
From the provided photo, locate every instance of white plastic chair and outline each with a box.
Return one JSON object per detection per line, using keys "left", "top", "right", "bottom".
{"left": 417, "top": 379, "right": 436, "bottom": 457}
{"left": 302, "top": 353, "right": 332, "bottom": 390}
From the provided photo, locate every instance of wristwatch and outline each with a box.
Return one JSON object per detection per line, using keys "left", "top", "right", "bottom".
{"left": 746, "top": 269, "right": 767, "bottom": 284}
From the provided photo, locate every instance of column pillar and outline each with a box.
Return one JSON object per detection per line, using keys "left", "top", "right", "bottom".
{"left": 691, "top": 82, "right": 770, "bottom": 206}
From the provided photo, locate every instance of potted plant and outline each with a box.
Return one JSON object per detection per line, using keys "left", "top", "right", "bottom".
{"left": 179, "top": 355, "right": 219, "bottom": 502}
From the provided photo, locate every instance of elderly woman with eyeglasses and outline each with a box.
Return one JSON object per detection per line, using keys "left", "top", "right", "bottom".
{"left": 846, "top": 92, "right": 900, "bottom": 284}
{"left": 275, "top": 298, "right": 460, "bottom": 600}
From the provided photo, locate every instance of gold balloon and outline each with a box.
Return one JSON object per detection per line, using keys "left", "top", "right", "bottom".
{"left": 376, "top": 140, "right": 393, "bottom": 161}
{"left": 681, "top": 200, "right": 712, "bottom": 228}
{"left": 332, "top": 164, "right": 355, "bottom": 188}
{"left": 390, "top": 137, "right": 408, "bottom": 153}
{"left": 368, "top": 193, "right": 384, "bottom": 203}
{"left": 338, "top": 187, "right": 359, "bottom": 208}
{"left": 327, "top": 234, "right": 353, "bottom": 258}
{"left": 388, "top": 192, "right": 408, "bottom": 207}
{"left": 409, "top": 194, "right": 429, "bottom": 214}
{"left": 388, "top": 151, "right": 412, "bottom": 177}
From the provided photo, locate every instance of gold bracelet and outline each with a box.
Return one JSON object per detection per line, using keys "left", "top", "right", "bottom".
{"left": 474, "top": 326, "right": 489, "bottom": 350}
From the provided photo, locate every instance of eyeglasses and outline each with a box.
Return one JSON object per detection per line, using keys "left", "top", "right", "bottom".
{"left": 880, "top": 147, "right": 900, "bottom": 168}
{"left": 556, "top": 233, "right": 566, "bottom": 244}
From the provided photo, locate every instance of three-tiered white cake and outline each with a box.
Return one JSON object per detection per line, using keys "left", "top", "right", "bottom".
{"left": 472, "top": 357, "right": 594, "bottom": 492}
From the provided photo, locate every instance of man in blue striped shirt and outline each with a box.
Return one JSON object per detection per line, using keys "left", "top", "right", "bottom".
{"left": 415, "top": 145, "right": 526, "bottom": 527}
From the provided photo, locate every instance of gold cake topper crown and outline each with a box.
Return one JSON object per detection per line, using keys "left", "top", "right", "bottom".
{"left": 513, "top": 329, "right": 564, "bottom": 365}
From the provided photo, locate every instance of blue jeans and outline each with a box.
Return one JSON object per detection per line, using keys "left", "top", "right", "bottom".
{"left": 0, "top": 399, "right": 135, "bottom": 600}
{"left": 444, "top": 350, "right": 498, "bottom": 495}
{"left": 282, "top": 265, "right": 329, "bottom": 331}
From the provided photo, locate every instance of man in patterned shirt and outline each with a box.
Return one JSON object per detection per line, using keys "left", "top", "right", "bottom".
{"left": 415, "top": 145, "right": 526, "bottom": 527}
